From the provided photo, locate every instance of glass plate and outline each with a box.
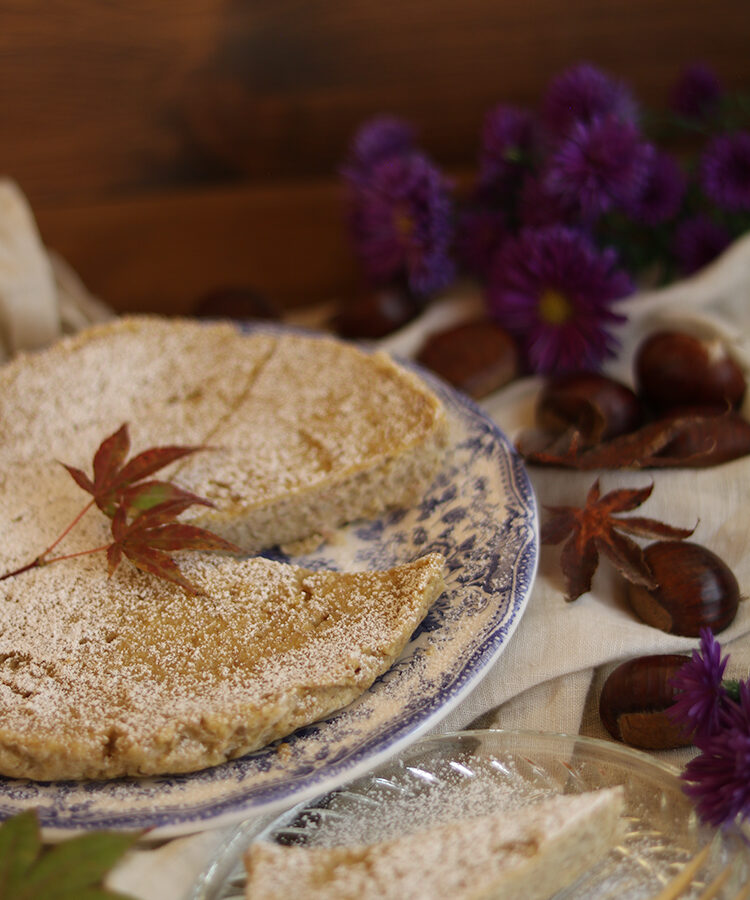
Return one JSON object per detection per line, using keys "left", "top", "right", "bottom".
{"left": 0, "top": 360, "right": 538, "bottom": 840}
{"left": 193, "top": 729, "right": 750, "bottom": 900}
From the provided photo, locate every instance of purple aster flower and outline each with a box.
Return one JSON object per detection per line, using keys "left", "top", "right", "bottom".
{"left": 342, "top": 115, "right": 416, "bottom": 183}
{"left": 456, "top": 206, "right": 508, "bottom": 279}
{"left": 682, "top": 680, "right": 750, "bottom": 827}
{"left": 486, "top": 225, "right": 632, "bottom": 374}
{"left": 518, "top": 174, "right": 579, "bottom": 228}
{"left": 668, "top": 627, "right": 729, "bottom": 740}
{"left": 672, "top": 214, "right": 732, "bottom": 276}
{"left": 347, "top": 152, "right": 455, "bottom": 297}
{"left": 542, "top": 62, "right": 638, "bottom": 139}
{"left": 670, "top": 63, "right": 723, "bottom": 121}
{"left": 544, "top": 116, "right": 653, "bottom": 220}
{"left": 625, "top": 149, "right": 686, "bottom": 225}
{"left": 478, "top": 105, "right": 539, "bottom": 199}
{"left": 700, "top": 131, "right": 750, "bottom": 212}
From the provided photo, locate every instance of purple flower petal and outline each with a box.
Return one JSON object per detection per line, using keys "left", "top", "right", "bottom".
{"left": 486, "top": 225, "right": 632, "bottom": 374}
{"left": 478, "top": 105, "right": 539, "bottom": 200}
{"left": 347, "top": 152, "right": 455, "bottom": 297}
{"left": 682, "top": 681, "right": 750, "bottom": 827}
{"left": 341, "top": 116, "right": 416, "bottom": 187}
{"left": 542, "top": 62, "right": 639, "bottom": 139}
{"left": 544, "top": 116, "right": 653, "bottom": 220}
{"left": 672, "top": 214, "right": 732, "bottom": 276}
{"left": 670, "top": 63, "right": 723, "bottom": 121}
{"left": 668, "top": 627, "right": 729, "bottom": 740}
{"left": 700, "top": 131, "right": 750, "bottom": 212}
{"left": 625, "top": 149, "right": 686, "bottom": 225}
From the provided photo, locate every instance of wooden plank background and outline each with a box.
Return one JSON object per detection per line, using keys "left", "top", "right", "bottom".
{"left": 3, "top": 0, "right": 750, "bottom": 312}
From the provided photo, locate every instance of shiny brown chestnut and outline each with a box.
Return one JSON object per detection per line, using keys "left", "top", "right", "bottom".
{"left": 634, "top": 330, "right": 747, "bottom": 413}
{"left": 536, "top": 372, "right": 643, "bottom": 444}
{"left": 331, "top": 286, "right": 422, "bottom": 339}
{"left": 599, "top": 654, "right": 691, "bottom": 750}
{"left": 416, "top": 319, "right": 520, "bottom": 399}
{"left": 626, "top": 541, "right": 740, "bottom": 636}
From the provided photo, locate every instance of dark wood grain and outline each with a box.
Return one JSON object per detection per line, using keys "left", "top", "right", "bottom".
{"left": 4, "top": 0, "right": 750, "bottom": 207}
{"left": 3, "top": 0, "right": 750, "bottom": 311}
{"left": 35, "top": 179, "right": 360, "bottom": 313}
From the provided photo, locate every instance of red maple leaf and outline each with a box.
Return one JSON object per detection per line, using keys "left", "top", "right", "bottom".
{"left": 107, "top": 502, "right": 242, "bottom": 595}
{"left": 62, "top": 423, "right": 208, "bottom": 517}
{"left": 541, "top": 479, "right": 695, "bottom": 601}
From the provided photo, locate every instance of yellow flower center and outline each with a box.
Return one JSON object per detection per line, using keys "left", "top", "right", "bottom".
{"left": 393, "top": 207, "right": 414, "bottom": 239}
{"left": 538, "top": 288, "right": 572, "bottom": 324}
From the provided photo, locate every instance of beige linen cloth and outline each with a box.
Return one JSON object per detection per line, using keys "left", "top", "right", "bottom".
{"left": 3, "top": 178, "right": 750, "bottom": 898}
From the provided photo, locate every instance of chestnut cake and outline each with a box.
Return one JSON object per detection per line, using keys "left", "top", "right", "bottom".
{"left": 0, "top": 317, "right": 448, "bottom": 779}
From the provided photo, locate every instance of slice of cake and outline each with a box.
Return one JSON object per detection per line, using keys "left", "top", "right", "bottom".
{"left": 0, "top": 551, "right": 444, "bottom": 780}
{"left": 244, "top": 787, "right": 625, "bottom": 900}
{"left": 0, "top": 316, "right": 448, "bottom": 552}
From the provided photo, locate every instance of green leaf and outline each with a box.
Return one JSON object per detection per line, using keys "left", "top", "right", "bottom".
{"left": 17, "top": 830, "right": 139, "bottom": 900}
{"left": 0, "top": 810, "right": 41, "bottom": 900}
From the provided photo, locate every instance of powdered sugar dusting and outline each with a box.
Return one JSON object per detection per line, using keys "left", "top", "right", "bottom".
{"left": 0, "top": 541, "right": 444, "bottom": 778}
{"left": 0, "top": 316, "right": 451, "bottom": 780}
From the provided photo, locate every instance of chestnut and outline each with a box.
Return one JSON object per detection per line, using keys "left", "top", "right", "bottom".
{"left": 626, "top": 541, "right": 740, "bottom": 636}
{"left": 599, "top": 654, "right": 692, "bottom": 750}
{"left": 634, "top": 330, "right": 746, "bottom": 413}
{"left": 536, "top": 372, "right": 643, "bottom": 444}
{"left": 331, "top": 286, "right": 422, "bottom": 339}
{"left": 416, "top": 319, "right": 520, "bottom": 399}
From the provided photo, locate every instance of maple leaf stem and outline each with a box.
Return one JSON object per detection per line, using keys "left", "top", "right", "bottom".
{"left": 0, "top": 543, "right": 113, "bottom": 582}
{"left": 39, "top": 498, "right": 95, "bottom": 559}
{"left": 0, "top": 557, "right": 45, "bottom": 582}
{"left": 41, "top": 544, "right": 111, "bottom": 566}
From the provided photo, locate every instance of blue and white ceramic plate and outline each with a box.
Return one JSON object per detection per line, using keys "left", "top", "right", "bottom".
{"left": 0, "top": 364, "right": 538, "bottom": 840}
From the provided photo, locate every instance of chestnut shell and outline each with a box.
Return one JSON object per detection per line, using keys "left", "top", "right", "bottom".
{"left": 536, "top": 372, "right": 643, "bottom": 444}
{"left": 627, "top": 541, "right": 740, "bottom": 636}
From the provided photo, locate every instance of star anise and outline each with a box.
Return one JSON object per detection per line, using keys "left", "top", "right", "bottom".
{"left": 542, "top": 479, "right": 695, "bottom": 601}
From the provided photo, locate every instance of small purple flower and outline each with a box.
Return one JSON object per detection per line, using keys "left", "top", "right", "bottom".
{"left": 486, "top": 225, "right": 632, "bottom": 374}
{"left": 456, "top": 206, "right": 508, "bottom": 279}
{"left": 668, "top": 627, "right": 729, "bottom": 740}
{"left": 700, "top": 131, "right": 750, "bottom": 212}
{"left": 542, "top": 62, "right": 638, "bottom": 139}
{"left": 682, "top": 681, "right": 750, "bottom": 827}
{"left": 478, "top": 105, "right": 539, "bottom": 199}
{"left": 544, "top": 116, "right": 653, "bottom": 220}
{"left": 347, "top": 152, "right": 455, "bottom": 297}
{"left": 342, "top": 115, "right": 416, "bottom": 183}
{"left": 670, "top": 63, "right": 723, "bottom": 121}
{"left": 625, "top": 149, "right": 686, "bottom": 225}
{"left": 672, "top": 214, "right": 732, "bottom": 276}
